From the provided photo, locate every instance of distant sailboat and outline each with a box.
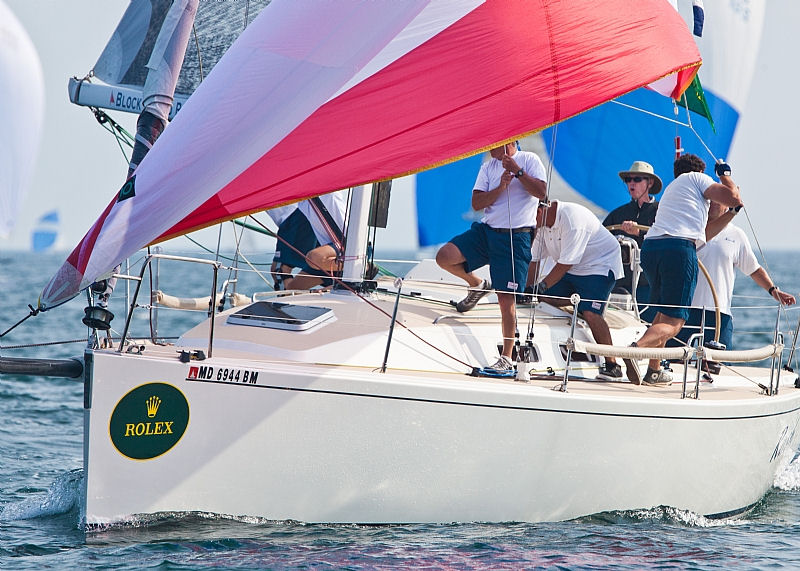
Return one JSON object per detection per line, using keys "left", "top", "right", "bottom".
{"left": 31, "top": 210, "right": 59, "bottom": 252}
{"left": 0, "top": 0, "right": 44, "bottom": 238}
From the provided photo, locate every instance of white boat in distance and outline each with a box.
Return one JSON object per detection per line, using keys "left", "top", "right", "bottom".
{"left": 18, "top": 0, "right": 800, "bottom": 527}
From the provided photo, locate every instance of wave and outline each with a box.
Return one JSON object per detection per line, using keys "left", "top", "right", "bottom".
{"left": 0, "top": 469, "right": 82, "bottom": 522}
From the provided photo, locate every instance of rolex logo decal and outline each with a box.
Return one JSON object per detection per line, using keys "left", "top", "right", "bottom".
{"left": 146, "top": 396, "right": 161, "bottom": 418}
{"left": 109, "top": 383, "right": 189, "bottom": 460}
{"left": 117, "top": 175, "right": 136, "bottom": 202}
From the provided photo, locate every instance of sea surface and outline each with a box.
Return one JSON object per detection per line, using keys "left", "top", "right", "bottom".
{"left": 3, "top": 249, "right": 800, "bottom": 570}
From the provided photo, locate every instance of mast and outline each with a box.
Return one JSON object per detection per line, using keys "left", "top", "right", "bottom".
{"left": 341, "top": 186, "right": 371, "bottom": 283}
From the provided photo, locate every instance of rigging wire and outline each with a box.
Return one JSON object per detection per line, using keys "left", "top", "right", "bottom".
{"left": 524, "top": 124, "right": 559, "bottom": 340}
{"left": 89, "top": 107, "right": 134, "bottom": 162}
{"left": 192, "top": 22, "right": 204, "bottom": 82}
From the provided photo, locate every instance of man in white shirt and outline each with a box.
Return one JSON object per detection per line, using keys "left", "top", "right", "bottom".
{"left": 267, "top": 204, "right": 318, "bottom": 290}
{"left": 628, "top": 154, "right": 742, "bottom": 385}
{"left": 676, "top": 200, "right": 795, "bottom": 351}
{"left": 283, "top": 189, "right": 349, "bottom": 290}
{"left": 436, "top": 141, "right": 547, "bottom": 372}
{"left": 527, "top": 200, "right": 625, "bottom": 380}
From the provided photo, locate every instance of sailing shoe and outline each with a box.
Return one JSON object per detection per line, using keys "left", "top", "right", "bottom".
{"left": 455, "top": 280, "right": 491, "bottom": 312}
{"left": 623, "top": 342, "right": 642, "bottom": 385}
{"left": 486, "top": 355, "right": 514, "bottom": 372}
{"left": 642, "top": 367, "right": 673, "bottom": 386}
{"left": 596, "top": 362, "right": 623, "bottom": 381}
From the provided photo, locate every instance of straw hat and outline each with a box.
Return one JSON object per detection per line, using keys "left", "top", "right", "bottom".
{"left": 618, "top": 161, "right": 662, "bottom": 194}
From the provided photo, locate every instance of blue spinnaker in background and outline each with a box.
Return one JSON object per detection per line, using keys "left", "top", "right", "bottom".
{"left": 541, "top": 84, "right": 738, "bottom": 212}
{"left": 415, "top": 154, "right": 484, "bottom": 247}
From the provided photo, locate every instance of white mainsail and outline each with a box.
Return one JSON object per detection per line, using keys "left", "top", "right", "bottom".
{"left": 69, "top": 0, "right": 271, "bottom": 119}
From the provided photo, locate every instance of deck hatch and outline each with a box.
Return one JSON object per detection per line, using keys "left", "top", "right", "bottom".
{"left": 226, "top": 301, "right": 335, "bottom": 331}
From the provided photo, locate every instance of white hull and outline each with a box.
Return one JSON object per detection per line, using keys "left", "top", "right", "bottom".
{"left": 82, "top": 284, "right": 800, "bottom": 525}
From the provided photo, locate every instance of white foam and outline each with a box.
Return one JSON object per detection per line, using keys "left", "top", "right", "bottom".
{"left": 774, "top": 453, "right": 800, "bottom": 491}
{"left": 0, "top": 469, "right": 82, "bottom": 522}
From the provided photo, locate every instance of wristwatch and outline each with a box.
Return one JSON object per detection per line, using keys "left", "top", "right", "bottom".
{"left": 515, "top": 169, "right": 524, "bottom": 178}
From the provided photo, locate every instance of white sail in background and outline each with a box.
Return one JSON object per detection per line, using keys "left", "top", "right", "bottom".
{"left": 0, "top": 1, "right": 44, "bottom": 237}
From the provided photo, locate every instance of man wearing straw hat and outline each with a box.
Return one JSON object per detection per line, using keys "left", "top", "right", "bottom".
{"left": 603, "top": 161, "right": 662, "bottom": 301}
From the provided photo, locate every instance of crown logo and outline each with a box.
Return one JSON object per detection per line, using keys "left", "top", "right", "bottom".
{"left": 146, "top": 396, "right": 161, "bottom": 418}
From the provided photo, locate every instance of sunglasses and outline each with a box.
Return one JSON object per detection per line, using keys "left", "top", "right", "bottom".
{"left": 624, "top": 176, "right": 646, "bottom": 183}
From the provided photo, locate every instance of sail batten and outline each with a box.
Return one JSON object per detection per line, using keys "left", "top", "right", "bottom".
{"left": 41, "top": 0, "right": 700, "bottom": 309}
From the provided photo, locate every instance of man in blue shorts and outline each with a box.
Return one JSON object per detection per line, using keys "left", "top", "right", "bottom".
{"left": 436, "top": 141, "right": 547, "bottom": 372}
{"left": 527, "top": 200, "right": 625, "bottom": 380}
{"left": 628, "top": 154, "right": 742, "bottom": 385}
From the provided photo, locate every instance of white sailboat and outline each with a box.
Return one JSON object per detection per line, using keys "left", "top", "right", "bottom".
{"left": 9, "top": 0, "right": 800, "bottom": 528}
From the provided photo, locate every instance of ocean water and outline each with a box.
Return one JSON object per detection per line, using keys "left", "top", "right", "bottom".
{"left": 3, "top": 250, "right": 800, "bottom": 570}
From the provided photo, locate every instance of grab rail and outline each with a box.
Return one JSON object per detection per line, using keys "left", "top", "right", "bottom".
{"left": 567, "top": 337, "right": 785, "bottom": 398}
{"left": 118, "top": 254, "right": 221, "bottom": 357}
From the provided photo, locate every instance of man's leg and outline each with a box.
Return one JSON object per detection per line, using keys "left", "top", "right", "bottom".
{"left": 436, "top": 242, "right": 482, "bottom": 288}
{"left": 582, "top": 312, "right": 617, "bottom": 366}
{"left": 497, "top": 292, "right": 517, "bottom": 358}
{"left": 306, "top": 244, "right": 340, "bottom": 274}
{"left": 283, "top": 244, "right": 338, "bottom": 290}
{"left": 283, "top": 272, "right": 323, "bottom": 290}
{"left": 637, "top": 312, "right": 686, "bottom": 370}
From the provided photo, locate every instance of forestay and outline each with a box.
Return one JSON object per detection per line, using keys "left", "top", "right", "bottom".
{"left": 40, "top": 0, "right": 701, "bottom": 309}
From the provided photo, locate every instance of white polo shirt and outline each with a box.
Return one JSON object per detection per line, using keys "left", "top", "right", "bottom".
{"left": 266, "top": 204, "right": 297, "bottom": 227}
{"left": 693, "top": 224, "right": 760, "bottom": 315}
{"left": 531, "top": 201, "right": 623, "bottom": 279}
{"left": 647, "top": 171, "right": 714, "bottom": 247}
{"left": 473, "top": 150, "right": 547, "bottom": 229}
{"left": 298, "top": 189, "right": 348, "bottom": 246}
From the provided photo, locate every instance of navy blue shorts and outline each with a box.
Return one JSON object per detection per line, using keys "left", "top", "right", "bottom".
{"left": 641, "top": 237, "right": 697, "bottom": 322}
{"left": 275, "top": 209, "right": 318, "bottom": 269}
{"left": 546, "top": 271, "right": 616, "bottom": 315}
{"left": 450, "top": 222, "right": 532, "bottom": 293}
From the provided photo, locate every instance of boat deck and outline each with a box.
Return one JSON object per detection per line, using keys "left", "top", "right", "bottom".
{"left": 114, "top": 278, "right": 796, "bottom": 404}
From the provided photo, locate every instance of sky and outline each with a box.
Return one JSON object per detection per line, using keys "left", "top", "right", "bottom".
{"left": 2, "top": 0, "right": 799, "bottom": 256}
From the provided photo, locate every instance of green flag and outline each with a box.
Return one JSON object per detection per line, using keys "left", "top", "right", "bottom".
{"left": 679, "top": 75, "right": 715, "bottom": 133}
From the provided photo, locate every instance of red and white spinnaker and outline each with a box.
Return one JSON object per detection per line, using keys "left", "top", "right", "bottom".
{"left": 41, "top": 0, "right": 700, "bottom": 308}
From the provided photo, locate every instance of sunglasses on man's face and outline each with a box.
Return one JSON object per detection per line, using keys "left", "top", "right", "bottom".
{"left": 624, "top": 176, "right": 646, "bottom": 183}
